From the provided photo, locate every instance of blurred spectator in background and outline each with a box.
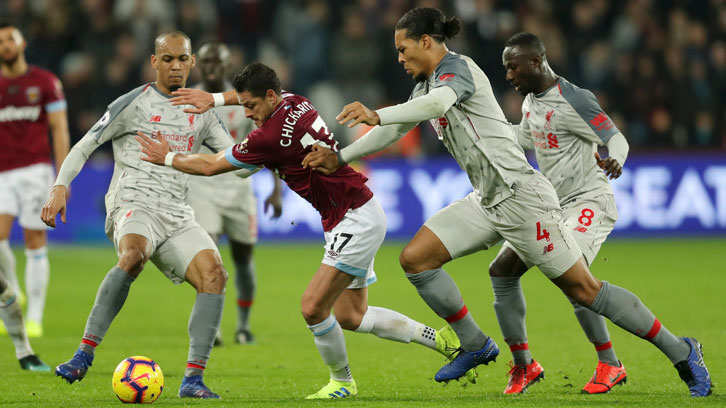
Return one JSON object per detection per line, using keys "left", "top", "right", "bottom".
{"left": 0, "top": 0, "right": 722, "bottom": 152}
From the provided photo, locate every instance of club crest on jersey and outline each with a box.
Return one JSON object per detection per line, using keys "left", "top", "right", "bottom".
{"left": 188, "top": 114, "right": 196, "bottom": 130}
{"left": 25, "top": 86, "right": 40, "bottom": 104}
{"left": 544, "top": 110, "right": 555, "bottom": 130}
{"left": 150, "top": 114, "right": 161, "bottom": 122}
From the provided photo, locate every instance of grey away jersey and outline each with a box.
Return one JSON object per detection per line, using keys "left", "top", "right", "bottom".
{"left": 411, "top": 52, "right": 535, "bottom": 208}
{"left": 189, "top": 89, "right": 257, "bottom": 208}
{"left": 514, "top": 77, "right": 619, "bottom": 204}
{"left": 77, "top": 83, "right": 234, "bottom": 220}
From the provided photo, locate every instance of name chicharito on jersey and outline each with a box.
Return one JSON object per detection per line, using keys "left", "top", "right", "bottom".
{"left": 281, "top": 100, "right": 314, "bottom": 146}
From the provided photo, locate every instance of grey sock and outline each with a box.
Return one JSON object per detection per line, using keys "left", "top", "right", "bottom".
{"left": 589, "top": 281, "right": 688, "bottom": 364}
{"left": 186, "top": 293, "right": 224, "bottom": 377}
{"left": 491, "top": 276, "right": 531, "bottom": 365}
{"left": 234, "top": 258, "right": 255, "bottom": 333}
{"left": 82, "top": 266, "right": 135, "bottom": 355}
{"left": 406, "top": 268, "right": 488, "bottom": 350}
{"left": 568, "top": 296, "right": 618, "bottom": 365}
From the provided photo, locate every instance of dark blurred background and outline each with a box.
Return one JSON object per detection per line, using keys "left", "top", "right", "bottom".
{"left": 3, "top": 0, "right": 724, "bottom": 155}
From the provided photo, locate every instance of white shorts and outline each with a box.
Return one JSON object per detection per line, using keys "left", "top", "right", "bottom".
{"left": 322, "top": 197, "right": 384, "bottom": 289}
{"left": 0, "top": 163, "right": 54, "bottom": 230}
{"left": 105, "top": 206, "right": 218, "bottom": 284}
{"left": 188, "top": 176, "right": 258, "bottom": 245}
{"left": 425, "top": 173, "right": 581, "bottom": 279}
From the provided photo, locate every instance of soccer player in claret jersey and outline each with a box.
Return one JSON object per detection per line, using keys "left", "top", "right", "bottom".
{"left": 302, "top": 7, "right": 712, "bottom": 397}
{"left": 491, "top": 32, "right": 630, "bottom": 395}
{"left": 189, "top": 42, "right": 283, "bottom": 346}
{"left": 0, "top": 22, "right": 70, "bottom": 338}
{"left": 137, "top": 62, "right": 474, "bottom": 399}
{"left": 42, "top": 31, "right": 234, "bottom": 399}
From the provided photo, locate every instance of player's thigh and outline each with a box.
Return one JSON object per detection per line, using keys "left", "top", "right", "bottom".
{"left": 108, "top": 207, "right": 163, "bottom": 255}
{"left": 301, "top": 263, "right": 356, "bottom": 322}
{"left": 150, "top": 220, "right": 219, "bottom": 286}
{"left": 422, "top": 192, "right": 501, "bottom": 262}
{"left": 16, "top": 164, "right": 54, "bottom": 231}
{"left": 495, "top": 177, "right": 580, "bottom": 280}
{"left": 0, "top": 214, "right": 14, "bottom": 241}
{"left": 322, "top": 198, "right": 386, "bottom": 290}
{"left": 561, "top": 195, "right": 617, "bottom": 266}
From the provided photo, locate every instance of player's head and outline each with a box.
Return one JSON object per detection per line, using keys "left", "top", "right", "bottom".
{"left": 502, "top": 32, "right": 548, "bottom": 95}
{"left": 197, "top": 42, "right": 230, "bottom": 90}
{"left": 151, "top": 31, "right": 195, "bottom": 94}
{"left": 394, "top": 8, "right": 461, "bottom": 82}
{"left": 0, "top": 22, "right": 26, "bottom": 67}
{"left": 232, "top": 62, "right": 281, "bottom": 127}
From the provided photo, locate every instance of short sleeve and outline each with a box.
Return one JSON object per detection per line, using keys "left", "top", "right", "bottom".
{"left": 43, "top": 73, "right": 66, "bottom": 113}
{"left": 430, "top": 54, "right": 476, "bottom": 104}
{"left": 225, "top": 129, "right": 267, "bottom": 169}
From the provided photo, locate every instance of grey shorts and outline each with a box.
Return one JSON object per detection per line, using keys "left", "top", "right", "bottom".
{"left": 425, "top": 173, "right": 581, "bottom": 279}
{"left": 105, "top": 206, "right": 218, "bottom": 284}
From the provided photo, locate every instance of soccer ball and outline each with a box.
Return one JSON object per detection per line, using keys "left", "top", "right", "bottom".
{"left": 111, "top": 356, "right": 164, "bottom": 404}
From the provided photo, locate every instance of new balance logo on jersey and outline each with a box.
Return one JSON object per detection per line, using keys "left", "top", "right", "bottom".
{"left": 439, "top": 73, "right": 455, "bottom": 81}
{"left": 543, "top": 243, "right": 554, "bottom": 254}
{"left": 438, "top": 117, "right": 449, "bottom": 128}
{"left": 150, "top": 115, "right": 161, "bottom": 122}
{"left": 589, "top": 113, "right": 613, "bottom": 132}
{"left": 574, "top": 225, "right": 588, "bottom": 233}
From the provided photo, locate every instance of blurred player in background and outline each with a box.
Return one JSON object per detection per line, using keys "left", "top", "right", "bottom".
{"left": 42, "top": 31, "right": 233, "bottom": 399}
{"left": 138, "top": 62, "right": 474, "bottom": 399}
{"left": 0, "top": 22, "right": 70, "bottom": 338}
{"left": 303, "top": 7, "right": 712, "bottom": 398}
{"left": 0, "top": 272, "right": 50, "bottom": 371}
{"left": 190, "top": 42, "right": 283, "bottom": 346}
{"left": 491, "top": 32, "right": 630, "bottom": 394}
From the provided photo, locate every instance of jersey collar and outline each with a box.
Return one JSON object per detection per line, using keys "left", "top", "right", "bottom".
{"left": 534, "top": 77, "right": 561, "bottom": 99}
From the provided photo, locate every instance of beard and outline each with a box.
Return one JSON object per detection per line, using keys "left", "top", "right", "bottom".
{"left": 414, "top": 72, "right": 428, "bottom": 83}
{"left": 0, "top": 51, "right": 19, "bottom": 66}
{"left": 169, "top": 85, "right": 182, "bottom": 92}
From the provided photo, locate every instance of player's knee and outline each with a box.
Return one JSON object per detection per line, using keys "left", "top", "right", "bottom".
{"left": 117, "top": 248, "right": 148, "bottom": 275}
{"left": 488, "top": 257, "right": 508, "bottom": 277}
{"left": 399, "top": 246, "right": 426, "bottom": 274}
{"left": 203, "top": 263, "right": 228, "bottom": 294}
{"left": 300, "top": 297, "right": 327, "bottom": 325}
{"left": 568, "top": 282, "right": 600, "bottom": 307}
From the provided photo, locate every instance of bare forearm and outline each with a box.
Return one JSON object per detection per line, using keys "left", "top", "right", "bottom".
{"left": 168, "top": 151, "right": 237, "bottom": 176}
{"left": 49, "top": 111, "right": 71, "bottom": 172}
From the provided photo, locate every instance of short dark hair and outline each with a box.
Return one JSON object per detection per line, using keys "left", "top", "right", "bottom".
{"left": 395, "top": 7, "right": 461, "bottom": 42}
{"left": 154, "top": 30, "right": 191, "bottom": 54}
{"left": 232, "top": 63, "right": 281, "bottom": 98}
{"left": 505, "top": 32, "right": 546, "bottom": 56}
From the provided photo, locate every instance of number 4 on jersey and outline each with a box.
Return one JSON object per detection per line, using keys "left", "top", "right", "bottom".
{"left": 536, "top": 221, "right": 550, "bottom": 242}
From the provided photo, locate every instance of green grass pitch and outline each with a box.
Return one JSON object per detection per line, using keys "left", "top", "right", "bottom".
{"left": 0, "top": 239, "right": 723, "bottom": 407}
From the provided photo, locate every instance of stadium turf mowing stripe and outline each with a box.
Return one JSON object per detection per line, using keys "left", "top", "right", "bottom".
{"left": 0, "top": 240, "right": 723, "bottom": 407}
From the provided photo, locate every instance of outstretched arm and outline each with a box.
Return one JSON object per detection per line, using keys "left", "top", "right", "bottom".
{"left": 169, "top": 88, "right": 239, "bottom": 114}
{"left": 136, "top": 131, "right": 237, "bottom": 176}
{"left": 336, "top": 86, "right": 458, "bottom": 128}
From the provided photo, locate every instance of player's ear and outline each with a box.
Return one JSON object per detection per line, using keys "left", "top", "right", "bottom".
{"left": 265, "top": 89, "right": 276, "bottom": 102}
{"left": 190, "top": 54, "right": 196, "bottom": 68}
{"left": 420, "top": 34, "right": 431, "bottom": 50}
{"left": 150, "top": 54, "right": 158, "bottom": 70}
